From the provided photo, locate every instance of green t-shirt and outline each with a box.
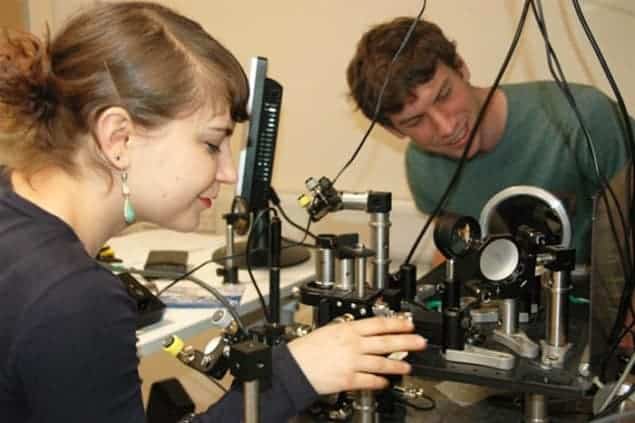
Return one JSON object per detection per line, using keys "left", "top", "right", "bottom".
{"left": 406, "top": 81, "right": 630, "bottom": 263}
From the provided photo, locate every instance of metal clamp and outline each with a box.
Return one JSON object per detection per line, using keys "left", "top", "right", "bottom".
{"left": 493, "top": 329, "right": 539, "bottom": 359}
{"left": 445, "top": 344, "right": 516, "bottom": 370}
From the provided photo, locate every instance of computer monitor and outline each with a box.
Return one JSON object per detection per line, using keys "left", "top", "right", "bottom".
{"left": 213, "top": 57, "right": 310, "bottom": 269}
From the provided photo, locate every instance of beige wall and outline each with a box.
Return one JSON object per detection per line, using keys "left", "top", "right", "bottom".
{"left": 0, "top": 0, "right": 27, "bottom": 29}
{"left": 24, "top": 0, "right": 635, "bottom": 407}
{"left": 26, "top": 0, "right": 635, "bottom": 205}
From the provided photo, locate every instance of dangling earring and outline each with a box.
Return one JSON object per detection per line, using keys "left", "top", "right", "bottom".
{"left": 121, "top": 170, "right": 136, "bottom": 224}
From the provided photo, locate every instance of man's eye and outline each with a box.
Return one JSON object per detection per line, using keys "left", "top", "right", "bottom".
{"left": 407, "top": 117, "right": 423, "bottom": 128}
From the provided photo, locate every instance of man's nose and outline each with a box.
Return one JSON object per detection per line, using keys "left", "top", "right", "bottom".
{"left": 428, "top": 108, "right": 454, "bottom": 137}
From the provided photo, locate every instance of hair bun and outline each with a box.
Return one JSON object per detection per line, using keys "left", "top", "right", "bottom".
{"left": 28, "top": 72, "right": 58, "bottom": 122}
{"left": 0, "top": 29, "right": 59, "bottom": 125}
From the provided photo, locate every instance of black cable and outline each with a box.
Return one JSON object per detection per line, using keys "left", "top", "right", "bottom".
{"left": 570, "top": 0, "right": 635, "bottom": 374}
{"left": 280, "top": 214, "right": 315, "bottom": 249}
{"left": 602, "top": 299, "right": 635, "bottom": 381}
{"left": 572, "top": 1, "right": 635, "bottom": 280}
{"left": 113, "top": 265, "right": 248, "bottom": 334}
{"left": 567, "top": 0, "right": 635, "bottom": 303}
{"left": 281, "top": 236, "right": 316, "bottom": 250}
{"left": 268, "top": 186, "right": 317, "bottom": 249}
{"left": 592, "top": 409, "right": 635, "bottom": 423}
{"left": 572, "top": 1, "right": 635, "bottom": 361}
{"left": 276, "top": 205, "right": 317, "bottom": 241}
{"left": 389, "top": 385, "right": 436, "bottom": 412}
{"left": 592, "top": 382, "right": 635, "bottom": 420}
{"left": 269, "top": 186, "right": 318, "bottom": 241}
{"left": 102, "top": 210, "right": 288, "bottom": 334}
{"left": 394, "top": 395, "right": 436, "bottom": 412}
{"left": 332, "top": 0, "right": 428, "bottom": 185}
{"left": 593, "top": 409, "right": 635, "bottom": 423}
{"left": 205, "top": 376, "right": 229, "bottom": 394}
{"left": 148, "top": 209, "right": 275, "bottom": 326}
{"left": 156, "top": 259, "right": 215, "bottom": 296}
{"left": 299, "top": 217, "right": 312, "bottom": 245}
{"left": 598, "top": 320, "right": 635, "bottom": 394}
{"left": 101, "top": 246, "right": 281, "bottom": 335}
{"left": 403, "top": 0, "right": 533, "bottom": 265}
{"left": 571, "top": 0, "right": 635, "bottom": 166}
{"left": 533, "top": 0, "right": 616, "bottom": 191}
{"left": 530, "top": 0, "right": 635, "bottom": 378}
{"left": 117, "top": 208, "right": 284, "bottom": 327}
{"left": 127, "top": 247, "right": 266, "bottom": 297}
{"left": 245, "top": 207, "right": 278, "bottom": 323}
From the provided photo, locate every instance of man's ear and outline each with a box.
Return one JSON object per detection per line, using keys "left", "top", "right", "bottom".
{"left": 457, "top": 56, "right": 471, "bottom": 81}
{"left": 386, "top": 125, "right": 407, "bottom": 139}
{"left": 93, "top": 107, "right": 133, "bottom": 170}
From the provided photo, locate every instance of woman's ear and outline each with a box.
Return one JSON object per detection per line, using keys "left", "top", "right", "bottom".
{"left": 93, "top": 107, "right": 133, "bottom": 169}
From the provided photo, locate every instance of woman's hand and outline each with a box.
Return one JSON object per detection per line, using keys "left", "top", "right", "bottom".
{"left": 287, "top": 316, "right": 426, "bottom": 395}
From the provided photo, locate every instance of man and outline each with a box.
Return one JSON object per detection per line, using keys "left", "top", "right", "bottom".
{"left": 346, "top": 17, "right": 630, "bottom": 266}
{"left": 346, "top": 17, "right": 633, "bottom": 347}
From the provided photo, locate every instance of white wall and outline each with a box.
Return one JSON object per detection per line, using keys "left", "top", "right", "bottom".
{"left": 25, "top": 0, "right": 635, "bottom": 245}
{"left": 27, "top": 0, "right": 635, "bottom": 195}
{"left": 0, "top": 0, "right": 27, "bottom": 29}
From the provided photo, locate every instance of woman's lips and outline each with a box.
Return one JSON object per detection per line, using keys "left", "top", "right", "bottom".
{"left": 199, "top": 197, "right": 212, "bottom": 208}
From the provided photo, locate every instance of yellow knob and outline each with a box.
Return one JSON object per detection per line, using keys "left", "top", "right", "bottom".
{"left": 163, "top": 335, "right": 185, "bottom": 357}
{"left": 99, "top": 245, "right": 115, "bottom": 257}
{"left": 298, "top": 194, "right": 312, "bottom": 208}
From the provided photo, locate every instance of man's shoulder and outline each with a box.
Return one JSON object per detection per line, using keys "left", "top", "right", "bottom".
{"left": 502, "top": 81, "right": 614, "bottom": 131}
{"left": 502, "top": 81, "right": 607, "bottom": 104}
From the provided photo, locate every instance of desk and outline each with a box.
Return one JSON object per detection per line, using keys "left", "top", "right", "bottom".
{"left": 107, "top": 229, "right": 315, "bottom": 356}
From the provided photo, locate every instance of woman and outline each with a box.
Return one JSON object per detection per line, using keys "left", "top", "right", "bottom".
{"left": 0, "top": 2, "right": 426, "bottom": 422}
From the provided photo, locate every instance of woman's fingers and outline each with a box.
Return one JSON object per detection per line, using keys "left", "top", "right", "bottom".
{"left": 287, "top": 315, "right": 429, "bottom": 395}
{"left": 348, "top": 373, "right": 391, "bottom": 391}
{"left": 360, "top": 333, "right": 427, "bottom": 355}
{"left": 349, "top": 316, "right": 415, "bottom": 336}
{"left": 354, "top": 354, "right": 412, "bottom": 375}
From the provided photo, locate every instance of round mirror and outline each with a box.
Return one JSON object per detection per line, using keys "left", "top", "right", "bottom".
{"left": 434, "top": 211, "right": 482, "bottom": 259}
{"left": 479, "top": 186, "right": 571, "bottom": 248}
{"left": 479, "top": 237, "right": 520, "bottom": 281}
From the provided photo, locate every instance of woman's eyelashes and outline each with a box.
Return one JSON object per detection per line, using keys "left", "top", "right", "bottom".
{"left": 205, "top": 141, "right": 221, "bottom": 154}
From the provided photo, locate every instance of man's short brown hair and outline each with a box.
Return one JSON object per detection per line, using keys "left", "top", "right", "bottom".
{"left": 347, "top": 17, "right": 461, "bottom": 127}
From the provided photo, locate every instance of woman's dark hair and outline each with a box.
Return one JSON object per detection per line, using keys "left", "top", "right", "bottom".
{"left": 0, "top": 1, "right": 248, "bottom": 177}
{"left": 347, "top": 17, "right": 461, "bottom": 127}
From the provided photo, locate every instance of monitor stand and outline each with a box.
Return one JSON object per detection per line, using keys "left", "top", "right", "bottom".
{"left": 212, "top": 240, "right": 310, "bottom": 269}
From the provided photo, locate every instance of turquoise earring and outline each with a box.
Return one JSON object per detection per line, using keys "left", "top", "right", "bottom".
{"left": 121, "top": 170, "right": 136, "bottom": 224}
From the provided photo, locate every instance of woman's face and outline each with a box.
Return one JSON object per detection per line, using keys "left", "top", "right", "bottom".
{"left": 126, "top": 106, "right": 236, "bottom": 231}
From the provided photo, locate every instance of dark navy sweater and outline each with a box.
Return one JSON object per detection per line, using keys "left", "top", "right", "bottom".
{"left": 0, "top": 185, "right": 316, "bottom": 422}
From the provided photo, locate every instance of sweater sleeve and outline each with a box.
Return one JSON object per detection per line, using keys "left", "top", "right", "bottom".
{"left": 11, "top": 266, "right": 317, "bottom": 423}
{"left": 10, "top": 268, "right": 145, "bottom": 423}
{"left": 194, "top": 344, "right": 318, "bottom": 423}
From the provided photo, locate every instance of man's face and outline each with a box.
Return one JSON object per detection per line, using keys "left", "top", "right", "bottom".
{"left": 388, "top": 62, "right": 484, "bottom": 160}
